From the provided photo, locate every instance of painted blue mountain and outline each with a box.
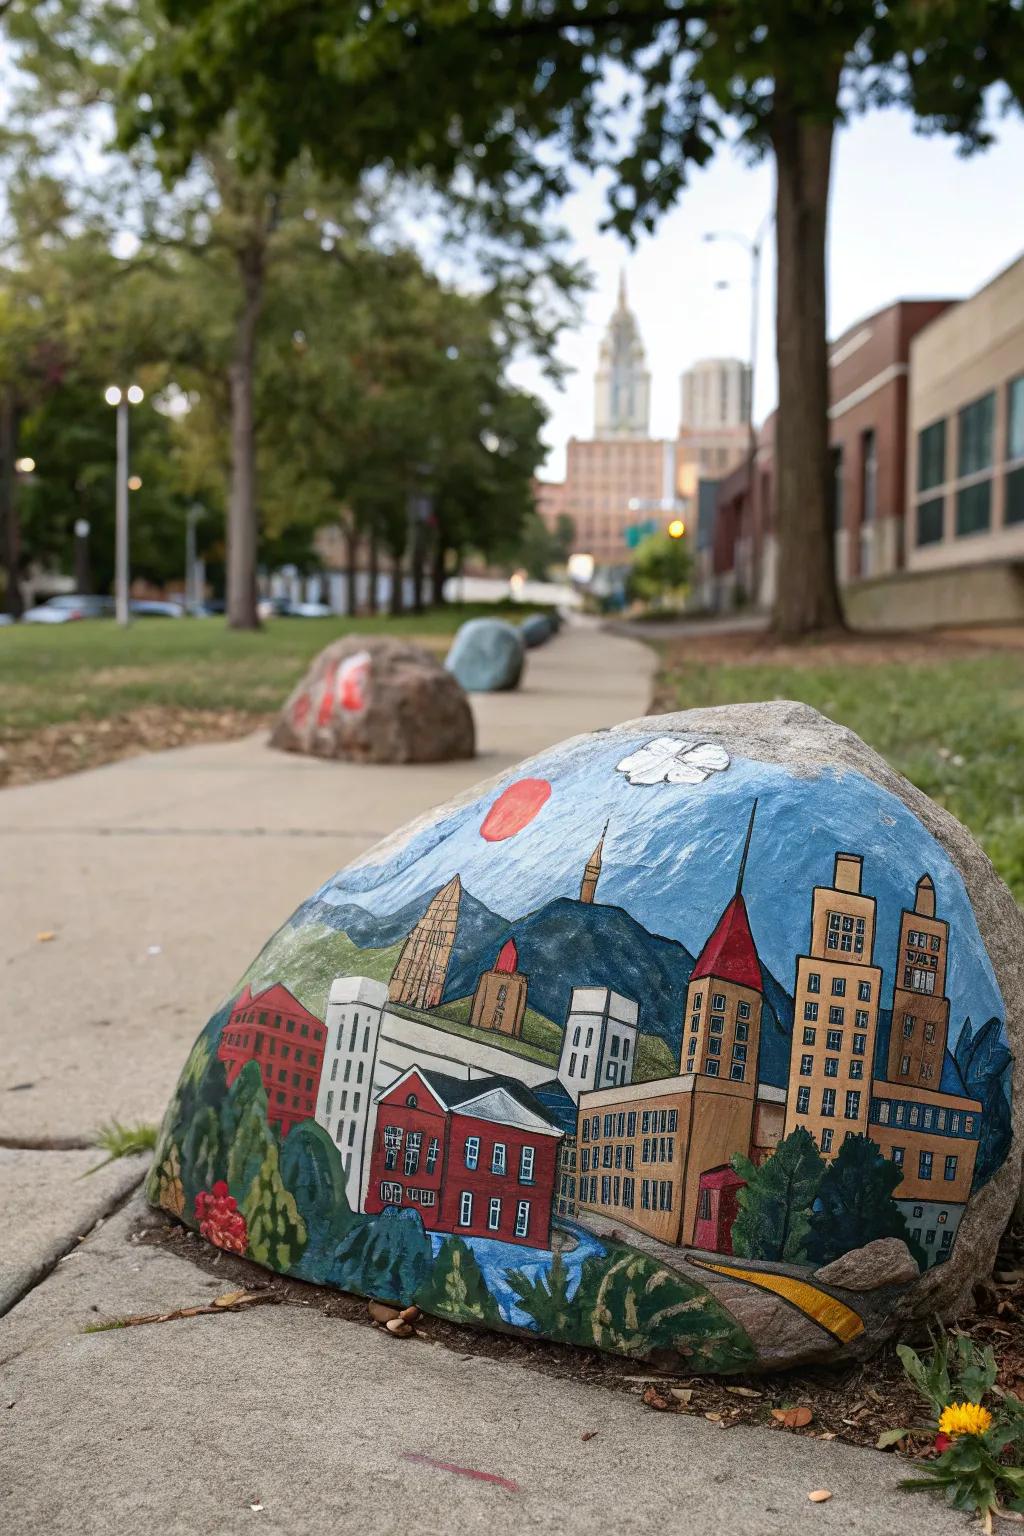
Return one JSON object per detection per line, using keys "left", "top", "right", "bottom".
{"left": 955, "top": 1015, "right": 1012, "bottom": 1188}
{"left": 294, "top": 888, "right": 795, "bottom": 1086}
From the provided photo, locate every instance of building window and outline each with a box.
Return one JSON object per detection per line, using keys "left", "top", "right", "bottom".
{"left": 850, "top": 1060, "right": 863, "bottom": 1080}
{"left": 831, "top": 977, "right": 846, "bottom": 997}
{"left": 829, "top": 1006, "right": 844, "bottom": 1025}
{"left": 705, "top": 1060, "right": 720, "bottom": 1077}
{"left": 804, "top": 1002, "right": 819, "bottom": 1022}
{"left": 903, "top": 1016, "right": 915, "bottom": 1038}
{"left": 568, "top": 1052, "right": 577, "bottom": 1075}
{"left": 708, "top": 1037, "right": 721, "bottom": 1056}
{"left": 712, "top": 993, "right": 726, "bottom": 1011}
{"left": 853, "top": 1033, "right": 866, "bottom": 1055}
{"left": 916, "top": 497, "right": 944, "bottom": 546}
{"left": 826, "top": 1029, "right": 843, "bottom": 1051}
{"left": 944, "top": 1155, "right": 958, "bottom": 1182}
{"left": 602, "top": 1146, "right": 613, "bottom": 1169}
{"left": 736, "top": 1022, "right": 749, "bottom": 1042}
{"left": 710, "top": 1015, "right": 725, "bottom": 1034}
{"left": 796, "top": 1086, "right": 811, "bottom": 1114}
{"left": 622, "top": 1178, "right": 635, "bottom": 1209}
{"left": 403, "top": 1132, "right": 422, "bottom": 1177}
{"left": 858, "top": 980, "right": 871, "bottom": 1002}
{"left": 917, "top": 1150, "right": 933, "bottom": 1180}
{"left": 698, "top": 1187, "right": 711, "bottom": 1221}
{"left": 803, "top": 1027, "right": 816, "bottom": 1046}
{"left": 821, "top": 1089, "right": 836, "bottom": 1118}
{"left": 820, "top": 1128, "right": 834, "bottom": 1153}
{"left": 875, "top": 1101, "right": 890, "bottom": 1125}
{"left": 601, "top": 1176, "right": 611, "bottom": 1205}
{"left": 659, "top": 1181, "right": 673, "bottom": 1212}
{"left": 519, "top": 1146, "right": 535, "bottom": 1184}
{"left": 603, "top": 1114, "right": 613, "bottom": 1138}
{"left": 464, "top": 1137, "right": 480, "bottom": 1171}
{"left": 824, "top": 1057, "right": 839, "bottom": 1078}
{"left": 730, "top": 1063, "right": 745, "bottom": 1081}
{"left": 737, "top": 1001, "right": 751, "bottom": 1021}
{"left": 580, "top": 1119, "right": 590, "bottom": 1143}
{"left": 807, "top": 973, "right": 821, "bottom": 994}
{"left": 892, "top": 1146, "right": 904, "bottom": 1168}
{"left": 844, "top": 1090, "right": 861, "bottom": 1120}
{"left": 900, "top": 1055, "right": 911, "bottom": 1076}
{"left": 667, "top": 1110, "right": 678, "bottom": 1132}
{"left": 488, "top": 1196, "right": 502, "bottom": 1231}
{"left": 459, "top": 1191, "right": 473, "bottom": 1226}
{"left": 515, "top": 1200, "right": 531, "bottom": 1237}
{"left": 380, "top": 1182, "right": 403, "bottom": 1204}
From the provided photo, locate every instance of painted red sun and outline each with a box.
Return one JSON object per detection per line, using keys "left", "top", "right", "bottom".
{"left": 480, "top": 778, "right": 552, "bottom": 841}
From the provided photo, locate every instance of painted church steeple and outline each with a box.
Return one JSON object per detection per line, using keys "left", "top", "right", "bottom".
{"left": 580, "top": 821, "right": 609, "bottom": 904}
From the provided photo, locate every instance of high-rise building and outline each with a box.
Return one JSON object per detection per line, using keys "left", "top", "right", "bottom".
{"left": 388, "top": 874, "right": 462, "bottom": 1010}
{"left": 678, "top": 357, "right": 752, "bottom": 483}
{"left": 886, "top": 875, "right": 950, "bottom": 1086}
{"left": 594, "top": 272, "right": 651, "bottom": 438}
{"left": 557, "top": 987, "right": 639, "bottom": 1103}
{"left": 784, "top": 853, "right": 883, "bottom": 1153}
{"left": 315, "top": 975, "right": 389, "bottom": 1205}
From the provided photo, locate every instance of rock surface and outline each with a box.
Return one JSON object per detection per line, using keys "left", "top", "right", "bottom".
{"left": 519, "top": 613, "right": 554, "bottom": 648}
{"left": 445, "top": 617, "right": 525, "bottom": 692}
{"left": 153, "top": 701, "right": 1023, "bottom": 1370}
{"left": 271, "top": 636, "right": 475, "bottom": 764}
{"left": 814, "top": 1238, "right": 921, "bottom": 1292}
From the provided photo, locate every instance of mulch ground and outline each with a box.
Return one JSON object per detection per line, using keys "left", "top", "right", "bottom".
{"left": 0, "top": 707, "right": 270, "bottom": 789}
{"left": 135, "top": 1205, "right": 1024, "bottom": 1462}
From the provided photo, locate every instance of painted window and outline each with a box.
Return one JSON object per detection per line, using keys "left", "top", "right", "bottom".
{"left": 519, "top": 1146, "right": 535, "bottom": 1183}
{"left": 622, "top": 1179, "right": 635, "bottom": 1209}
{"left": 804, "top": 1002, "right": 819, "bottom": 1021}
{"left": 708, "top": 1037, "right": 721, "bottom": 1056}
{"left": 858, "top": 980, "right": 871, "bottom": 1001}
{"left": 850, "top": 1060, "right": 864, "bottom": 1080}
{"left": 944, "top": 1155, "right": 958, "bottom": 1181}
{"left": 464, "top": 1137, "right": 480, "bottom": 1170}
{"left": 803, "top": 1027, "right": 816, "bottom": 1045}
{"left": 796, "top": 1087, "right": 811, "bottom": 1114}
{"left": 458, "top": 1192, "right": 473, "bottom": 1225}
{"left": 625, "top": 1146, "right": 635, "bottom": 1171}
{"left": 730, "top": 1063, "right": 745, "bottom": 1082}
{"left": 667, "top": 1110, "right": 678, "bottom": 1132}
{"left": 616, "top": 1113, "right": 626, "bottom": 1137}
{"left": 832, "top": 977, "right": 846, "bottom": 996}
{"left": 853, "top": 1033, "right": 866, "bottom": 1055}
{"left": 658, "top": 1182, "right": 673, "bottom": 1212}
{"left": 900, "top": 1055, "right": 911, "bottom": 1075}
{"left": 403, "top": 1132, "right": 421, "bottom": 1177}
{"left": 601, "top": 1176, "right": 610, "bottom": 1204}
{"left": 855, "top": 1011, "right": 868, "bottom": 1028}
{"left": 733, "top": 1044, "right": 747, "bottom": 1062}
{"left": 698, "top": 1188, "right": 711, "bottom": 1221}
{"left": 602, "top": 1146, "right": 613, "bottom": 1169}
{"left": 844, "top": 1091, "right": 861, "bottom": 1120}
{"left": 737, "top": 1001, "right": 751, "bottom": 1021}
{"left": 919, "top": 1150, "right": 933, "bottom": 1180}
{"left": 488, "top": 1197, "right": 502, "bottom": 1231}
{"left": 892, "top": 1146, "right": 904, "bottom": 1167}
{"left": 824, "top": 1058, "right": 839, "bottom": 1078}
{"left": 380, "top": 1182, "right": 403, "bottom": 1204}
{"left": 710, "top": 1016, "right": 725, "bottom": 1034}
{"left": 603, "top": 1114, "right": 613, "bottom": 1138}
{"left": 826, "top": 1029, "right": 843, "bottom": 1050}
{"left": 807, "top": 973, "right": 821, "bottom": 994}
{"left": 692, "top": 992, "right": 703, "bottom": 1009}
{"left": 569, "top": 1052, "right": 577, "bottom": 1075}
{"left": 817, "top": 1128, "right": 832, "bottom": 1153}
{"left": 736, "top": 1023, "right": 749, "bottom": 1042}
{"left": 800, "top": 1054, "right": 813, "bottom": 1076}
{"left": 829, "top": 1006, "right": 845, "bottom": 1025}
{"left": 705, "top": 1060, "right": 720, "bottom": 1077}
{"left": 491, "top": 1143, "right": 507, "bottom": 1175}
{"left": 821, "top": 1089, "right": 836, "bottom": 1118}
{"left": 712, "top": 993, "right": 726, "bottom": 1011}
{"left": 515, "top": 1201, "right": 531, "bottom": 1237}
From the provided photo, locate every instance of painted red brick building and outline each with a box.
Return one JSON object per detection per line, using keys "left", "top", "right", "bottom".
{"left": 217, "top": 983, "right": 327, "bottom": 1138}
{"left": 364, "top": 1066, "right": 563, "bottom": 1248}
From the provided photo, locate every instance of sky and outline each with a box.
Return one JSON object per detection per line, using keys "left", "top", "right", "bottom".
{"left": 323, "top": 730, "right": 1006, "bottom": 1050}
{"left": 515, "top": 109, "right": 1024, "bottom": 482}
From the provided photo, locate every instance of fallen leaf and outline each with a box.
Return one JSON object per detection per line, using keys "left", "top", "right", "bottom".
{"left": 642, "top": 1386, "right": 674, "bottom": 1412}
{"left": 368, "top": 1300, "right": 401, "bottom": 1325}
{"left": 581, "top": 1430, "right": 598, "bottom": 1442}
{"left": 669, "top": 1388, "right": 694, "bottom": 1405}
{"left": 213, "top": 1290, "right": 271, "bottom": 1309}
{"left": 772, "top": 1406, "right": 813, "bottom": 1429}
{"left": 808, "top": 1490, "right": 832, "bottom": 1503}
{"left": 385, "top": 1318, "right": 413, "bottom": 1337}
{"left": 704, "top": 1412, "right": 723, "bottom": 1423}
{"left": 399, "top": 1304, "right": 422, "bottom": 1322}
{"left": 726, "top": 1386, "right": 762, "bottom": 1398}
{"left": 35, "top": 931, "right": 56, "bottom": 943}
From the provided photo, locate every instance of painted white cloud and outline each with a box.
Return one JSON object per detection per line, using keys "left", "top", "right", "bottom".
{"left": 615, "top": 736, "right": 730, "bottom": 787}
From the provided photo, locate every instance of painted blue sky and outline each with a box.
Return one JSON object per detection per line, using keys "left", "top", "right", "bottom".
{"left": 318, "top": 733, "right": 1006, "bottom": 1054}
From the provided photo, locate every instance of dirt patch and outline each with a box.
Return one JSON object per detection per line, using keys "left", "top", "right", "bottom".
{"left": 0, "top": 707, "right": 270, "bottom": 789}
{"left": 136, "top": 1205, "right": 1024, "bottom": 1459}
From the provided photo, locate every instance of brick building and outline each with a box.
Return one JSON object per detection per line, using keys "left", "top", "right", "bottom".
{"left": 364, "top": 1066, "right": 563, "bottom": 1248}
{"left": 217, "top": 983, "right": 327, "bottom": 1139}
{"left": 469, "top": 939, "right": 528, "bottom": 1039}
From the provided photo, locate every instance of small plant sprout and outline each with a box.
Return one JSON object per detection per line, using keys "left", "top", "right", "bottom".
{"left": 84, "top": 1120, "right": 159, "bottom": 1176}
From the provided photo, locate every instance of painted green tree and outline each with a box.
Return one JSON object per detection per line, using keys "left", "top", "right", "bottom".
{"left": 331, "top": 1207, "right": 435, "bottom": 1304}
{"left": 180, "top": 1105, "right": 224, "bottom": 1216}
{"left": 417, "top": 1237, "right": 502, "bottom": 1327}
{"left": 224, "top": 1062, "right": 273, "bottom": 1205}
{"left": 731, "top": 1128, "right": 826, "bottom": 1264}
{"left": 807, "top": 1133, "right": 921, "bottom": 1269}
{"left": 279, "top": 1120, "right": 355, "bottom": 1282}
{"left": 505, "top": 1247, "right": 575, "bottom": 1340}
{"left": 242, "top": 1142, "right": 308, "bottom": 1271}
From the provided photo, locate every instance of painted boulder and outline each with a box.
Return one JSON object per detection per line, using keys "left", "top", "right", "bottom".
{"left": 519, "top": 613, "right": 555, "bottom": 648}
{"left": 270, "top": 636, "right": 474, "bottom": 764}
{"left": 150, "top": 702, "right": 1022, "bottom": 1372}
{"left": 445, "top": 618, "right": 524, "bottom": 693}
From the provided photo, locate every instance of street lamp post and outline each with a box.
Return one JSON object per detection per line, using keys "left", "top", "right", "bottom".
{"left": 105, "top": 383, "right": 144, "bottom": 626}
{"left": 185, "top": 503, "right": 202, "bottom": 612}
{"left": 703, "top": 212, "right": 773, "bottom": 467}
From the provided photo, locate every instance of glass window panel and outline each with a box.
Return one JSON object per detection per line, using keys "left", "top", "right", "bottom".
{"left": 956, "top": 480, "right": 991, "bottom": 537}
{"left": 958, "top": 393, "right": 994, "bottom": 477}
{"left": 916, "top": 497, "right": 944, "bottom": 545}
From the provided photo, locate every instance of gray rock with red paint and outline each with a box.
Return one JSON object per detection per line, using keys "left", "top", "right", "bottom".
{"left": 271, "top": 636, "right": 475, "bottom": 764}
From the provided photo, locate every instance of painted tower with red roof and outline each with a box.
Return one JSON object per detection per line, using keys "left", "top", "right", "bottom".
{"left": 680, "top": 800, "right": 763, "bottom": 1092}
{"left": 469, "top": 938, "right": 529, "bottom": 1039}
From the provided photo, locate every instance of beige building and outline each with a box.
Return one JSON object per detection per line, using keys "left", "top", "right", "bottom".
{"left": 885, "top": 874, "right": 950, "bottom": 1086}
{"left": 678, "top": 357, "right": 752, "bottom": 483}
{"left": 907, "top": 253, "right": 1024, "bottom": 572}
{"left": 594, "top": 272, "right": 651, "bottom": 439}
{"left": 468, "top": 938, "right": 527, "bottom": 1039}
{"left": 388, "top": 874, "right": 461, "bottom": 1010}
{"left": 784, "top": 853, "right": 883, "bottom": 1154}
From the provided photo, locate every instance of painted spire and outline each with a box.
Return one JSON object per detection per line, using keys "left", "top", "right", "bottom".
{"left": 580, "top": 819, "right": 609, "bottom": 904}
{"left": 495, "top": 938, "right": 519, "bottom": 974}
{"left": 735, "top": 799, "right": 758, "bottom": 896}
{"left": 690, "top": 803, "right": 763, "bottom": 991}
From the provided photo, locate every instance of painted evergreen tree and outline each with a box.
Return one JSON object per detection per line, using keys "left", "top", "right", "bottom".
{"left": 153, "top": 1144, "right": 186, "bottom": 1217}
{"left": 242, "top": 1140, "right": 308, "bottom": 1271}
{"left": 506, "top": 1247, "right": 574, "bottom": 1340}
{"left": 224, "top": 1062, "right": 272, "bottom": 1207}
{"left": 181, "top": 1105, "right": 224, "bottom": 1216}
{"left": 280, "top": 1120, "right": 354, "bottom": 1281}
{"left": 418, "top": 1237, "right": 502, "bottom": 1327}
{"left": 330, "top": 1207, "right": 434, "bottom": 1303}
{"left": 807, "top": 1133, "right": 920, "bottom": 1269}
{"left": 731, "top": 1129, "right": 826, "bottom": 1264}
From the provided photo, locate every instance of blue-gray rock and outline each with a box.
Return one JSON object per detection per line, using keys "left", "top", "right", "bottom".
{"left": 444, "top": 618, "right": 524, "bottom": 692}
{"left": 519, "top": 613, "right": 555, "bottom": 648}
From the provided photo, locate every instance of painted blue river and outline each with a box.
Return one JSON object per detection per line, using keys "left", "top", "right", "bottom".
{"left": 428, "top": 1221, "right": 608, "bottom": 1329}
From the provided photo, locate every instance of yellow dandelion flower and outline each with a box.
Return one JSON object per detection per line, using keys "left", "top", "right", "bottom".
{"left": 937, "top": 1402, "right": 993, "bottom": 1438}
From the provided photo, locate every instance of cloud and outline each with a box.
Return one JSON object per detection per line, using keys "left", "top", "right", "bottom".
{"left": 615, "top": 736, "right": 730, "bottom": 787}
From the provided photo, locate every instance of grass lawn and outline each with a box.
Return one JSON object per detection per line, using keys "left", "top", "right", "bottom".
{"left": 654, "top": 630, "right": 1024, "bottom": 902}
{"left": 0, "top": 602, "right": 542, "bottom": 736}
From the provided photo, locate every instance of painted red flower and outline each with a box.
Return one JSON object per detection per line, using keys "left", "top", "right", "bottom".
{"left": 195, "top": 1180, "right": 248, "bottom": 1256}
{"left": 934, "top": 1433, "right": 952, "bottom": 1454}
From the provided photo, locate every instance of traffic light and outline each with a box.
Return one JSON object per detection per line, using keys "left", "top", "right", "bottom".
{"left": 668, "top": 519, "right": 686, "bottom": 539}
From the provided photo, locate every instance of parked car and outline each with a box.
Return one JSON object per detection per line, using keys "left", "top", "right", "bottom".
{"left": 129, "top": 599, "right": 185, "bottom": 618}
{"left": 283, "top": 600, "right": 333, "bottom": 618}
{"left": 22, "top": 594, "right": 116, "bottom": 623}
{"left": 0, "top": 613, "right": 13, "bottom": 627}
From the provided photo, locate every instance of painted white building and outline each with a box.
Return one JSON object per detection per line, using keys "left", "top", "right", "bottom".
{"left": 557, "top": 987, "right": 639, "bottom": 1103}
{"left": 317, "top": 974, "right": 557, "bottom": 1211}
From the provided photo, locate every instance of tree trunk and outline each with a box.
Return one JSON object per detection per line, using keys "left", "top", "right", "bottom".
{"left": 343, "top": 523, "right": 358, "bottom": 617}
{"left": 431, "top": 535, "right": 448, "bottom": 606}
{"left": 367, "top": 528, "right": 379, "bottom": 615}
{"left": 226, "top": 245, "right": 265, "bottom": 630}
{"left": 389, "top": 549, "right": 404, "bottom": 616}
{"left": 770, "top": 104, "right": 845, "bottom": 639}
{"left": 0, "top": 390, "right": 23, "bottom": 619}
{"left": 410, "top": 516, "right": 426, "bottom": 614}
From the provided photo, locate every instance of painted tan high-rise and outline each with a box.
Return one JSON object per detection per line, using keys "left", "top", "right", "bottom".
{"left": 580, "top": 822, "right": 608, "bottom": 904}
{"left": 469, "top": 939, "right": 527, "bottom": 1039}
{"left": 784, "top": 853, "right": 883, "bottom": 1157}
{"left": 388, "top": 874, "right": 461, "bottom": 1010}
{"left": 886, "top": 875, "right": 950, "bottom": 1086}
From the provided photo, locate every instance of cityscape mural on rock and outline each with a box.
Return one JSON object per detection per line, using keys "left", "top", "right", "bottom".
{"left": 150, "top": 731, "right": 1013, "bottom": 1368}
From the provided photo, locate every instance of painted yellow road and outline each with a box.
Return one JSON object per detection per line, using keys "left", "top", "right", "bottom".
{"left": 688, "top": 1257, "right": 865, "bottom": 1343}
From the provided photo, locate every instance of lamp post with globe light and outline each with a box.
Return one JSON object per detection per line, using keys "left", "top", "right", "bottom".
{"left": 105, "top": 384, "right": 144, "bottom": 626}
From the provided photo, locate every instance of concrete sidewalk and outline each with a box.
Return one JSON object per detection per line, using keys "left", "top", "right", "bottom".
{"left": 0, "top": 623, "right": 977, "bottom": 1534}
